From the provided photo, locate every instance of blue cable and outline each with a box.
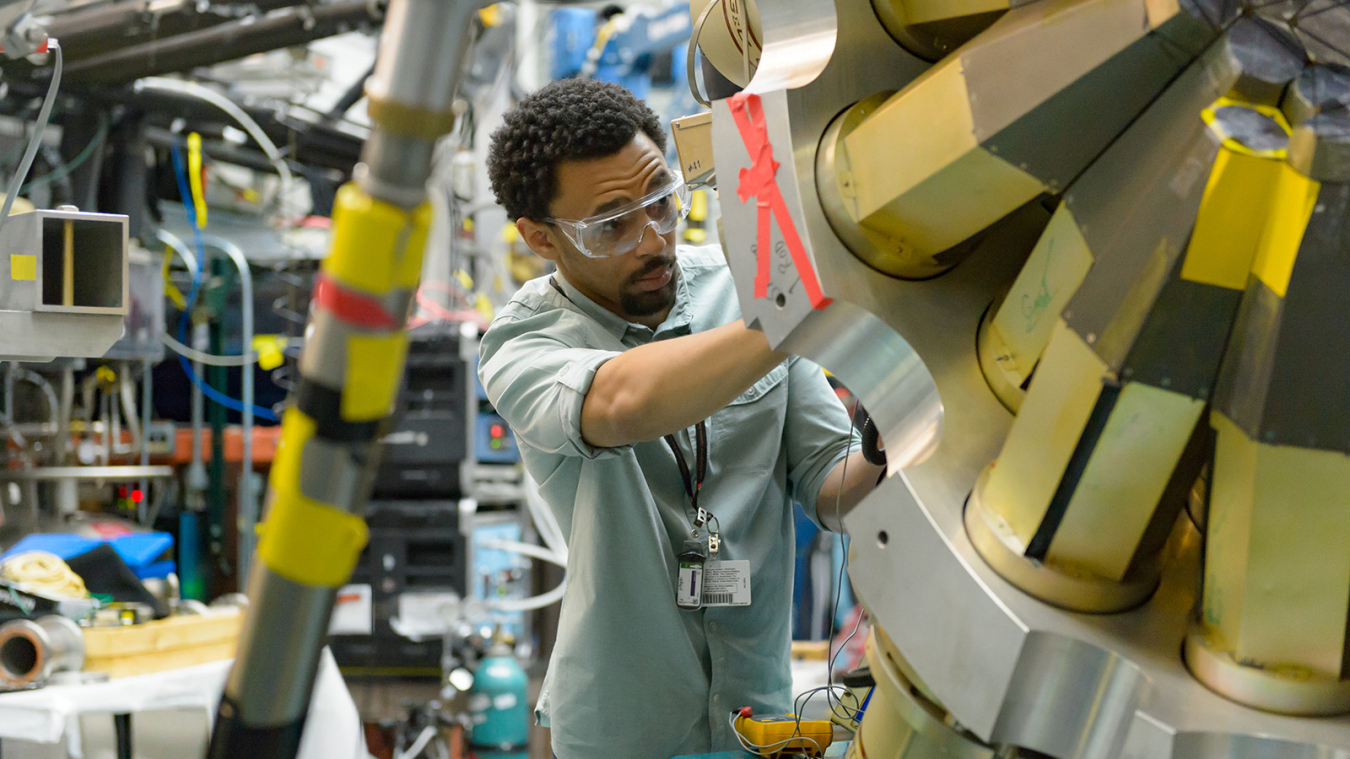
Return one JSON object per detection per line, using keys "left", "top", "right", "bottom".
{"left": 169, "top": 142, "right": 278, "bottom": 422}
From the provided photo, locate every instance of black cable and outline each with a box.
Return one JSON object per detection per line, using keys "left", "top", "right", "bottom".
{"left": 855, "top": 407, "right": 886, "bottom": 468}
{"left": 325, "top": 62, "right": 375, "bottom": 122}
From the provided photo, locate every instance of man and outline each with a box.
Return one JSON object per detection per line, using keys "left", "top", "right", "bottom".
{"left": 479, "top": 78, "right": 884, "bottom": 759}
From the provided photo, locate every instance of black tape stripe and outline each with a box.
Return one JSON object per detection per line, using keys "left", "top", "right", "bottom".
{"left": 294, "top": 379, "right": 384, "bottom": 443}
{"left": 1342, "top": 577, "right": 1350, "bottom": 680}
{"left": 207, "top": 694, "right": 306, "bottom": 759}
{"left": 1025, "top": 384, "right": 1123, "bottom": 561}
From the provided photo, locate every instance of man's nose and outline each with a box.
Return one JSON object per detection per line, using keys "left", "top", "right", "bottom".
{"left": 632, "top": 221, "right": 665, "bottom": 258}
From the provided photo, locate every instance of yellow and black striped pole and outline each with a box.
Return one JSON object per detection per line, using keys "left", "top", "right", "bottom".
{"left": 207, "top": 1, "right": 484, "bottom": 755}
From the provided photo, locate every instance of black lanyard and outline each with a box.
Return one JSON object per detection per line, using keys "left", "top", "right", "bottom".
{"left": 664, "top": 421, "right": 707, "bottom": 510}
{"left": 554, "top": 275, "right": 716, "bottom": 542}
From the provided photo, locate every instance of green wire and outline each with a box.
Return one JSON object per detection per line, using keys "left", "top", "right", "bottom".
{"left": 21, "top": 116, "right": 108, "bottom": 193}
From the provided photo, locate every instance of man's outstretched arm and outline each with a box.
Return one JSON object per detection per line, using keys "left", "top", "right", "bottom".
{"left": 582, "top": 319, "right": 787, "bottom": 447}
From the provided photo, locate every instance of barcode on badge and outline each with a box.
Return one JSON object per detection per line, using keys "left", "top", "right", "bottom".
{"left": 705, "top": 593, "right": 734, "bottom": 604}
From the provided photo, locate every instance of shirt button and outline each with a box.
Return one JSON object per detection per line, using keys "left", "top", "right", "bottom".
{"left": 713, "top": 693, "right": 720, "bottom": 703}
{"left": 710, "top": 621, "right": 719, "bottom": 632}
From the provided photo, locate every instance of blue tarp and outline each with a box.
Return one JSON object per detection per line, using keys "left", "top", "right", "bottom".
{"left": 2, "top": 532, "right": 175, "bottom": 579}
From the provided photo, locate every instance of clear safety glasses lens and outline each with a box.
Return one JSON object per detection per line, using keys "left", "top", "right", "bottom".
{"left": 553, "top": 180, "right": 690, "bottom": 258}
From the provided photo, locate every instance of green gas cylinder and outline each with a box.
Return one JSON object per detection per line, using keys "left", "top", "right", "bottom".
{"left": 468, "top": 640, "right": 529, "bottom": 759}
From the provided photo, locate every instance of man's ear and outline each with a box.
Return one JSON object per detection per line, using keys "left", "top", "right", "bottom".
{"left": 517, "top": 218, "right": 560, "bottom": 262}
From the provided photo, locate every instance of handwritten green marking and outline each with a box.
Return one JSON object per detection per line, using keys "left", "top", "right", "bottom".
{"left": 1021, "top": 239, "right": 1055, "bottom": 333}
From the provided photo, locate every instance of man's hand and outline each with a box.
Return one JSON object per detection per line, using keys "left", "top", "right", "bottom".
{"left": 581, "top": 319, "right": 788, "bottom": 447}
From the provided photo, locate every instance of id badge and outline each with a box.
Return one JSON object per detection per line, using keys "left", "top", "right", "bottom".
{"left": 676, "top": 540, "right": 706, "bottom": 611}
{"left": 702, "top": 560, "right": 751, "bottom": 607}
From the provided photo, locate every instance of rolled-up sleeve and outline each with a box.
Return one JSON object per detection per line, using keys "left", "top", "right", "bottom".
{"left": 782, "top": 357, "right": 861, "bottom": 528}
{"left": 479, "top": 314, "right": 625, "bottom": 460}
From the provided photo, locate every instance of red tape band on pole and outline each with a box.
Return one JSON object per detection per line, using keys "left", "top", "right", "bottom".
{"left": 313, "top": 274, "right": 400, "bottom": 330}
{"left": 728, "top": 92, "right": 832, "bottom": 310}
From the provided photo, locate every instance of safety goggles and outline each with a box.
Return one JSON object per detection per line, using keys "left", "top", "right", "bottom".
{"left": 543, "top": 175, "right": 691, "bottom": 258}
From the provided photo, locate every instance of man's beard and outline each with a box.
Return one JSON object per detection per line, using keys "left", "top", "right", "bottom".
{"left": 621, "top": 256, "right": 679, "bottom": 317}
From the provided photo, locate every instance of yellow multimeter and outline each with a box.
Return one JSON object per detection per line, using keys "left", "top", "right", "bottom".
{"left": 732, "top": 709, "right": 833, "bottom": 758}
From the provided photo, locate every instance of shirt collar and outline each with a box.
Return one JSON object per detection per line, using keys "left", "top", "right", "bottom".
{"left": 553, "top": 256, "right": 694, "bottom": 342}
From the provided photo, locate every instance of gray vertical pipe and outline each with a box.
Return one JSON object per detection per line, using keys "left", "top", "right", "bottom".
{"left": 209, "top": 1, "right": 481, "bottom": 755}
{"left": 203, "top": 235, "right": 256, "bottom": 587}
{"left": 140, "top": 359, "right": 151, "bottom": 523}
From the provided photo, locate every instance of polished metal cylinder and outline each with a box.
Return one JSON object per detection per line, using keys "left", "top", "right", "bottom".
{"left": 359, "top": 0, "right": 480, "bottom": 201}
{"left": 366, "top": 0, "right": 476, "bottom": 119}
{"left": 357, "top": 132, "right": 440, "bottom": 208}
{"left": 225, "top": 564, "right": 338, "bottom": 724}
{"left": 0, "top": 615, "right": 85, "bottom": 688}
{"left": 211, "top": 6, "right": 463, "bottom": 753}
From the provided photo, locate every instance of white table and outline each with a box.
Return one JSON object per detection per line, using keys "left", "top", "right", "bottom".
{"left": 0, "top": 648, "right": 367, "bottom": 759}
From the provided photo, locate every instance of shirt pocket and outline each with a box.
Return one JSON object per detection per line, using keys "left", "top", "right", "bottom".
{"left": 731, "top": 362, "right": 789, "bottom": 405}
{"left": 712, "top": 362, "right": 789, "bottom": 473}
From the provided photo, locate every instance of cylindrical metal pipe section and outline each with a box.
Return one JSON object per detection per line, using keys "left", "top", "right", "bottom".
{"left": 366, "top": 0, "right": 477, "bottom": 121}
{"left": 209, "top": 2, "right": 471, "bottom": 755}
{"left": 36, "top": 0, "right": 244, "bottom": 60}
{"left": 356, "top": 131, "right": 440, "bottom": 208}
{"left": 359, "top": 0, "right": 482, "bottom": 202}
{"left": 0, "top": 615, "right": 85, "bottom": 688}
{"left": 224, "top": 566, "right": 338, "bottom": 725}
{"left": 62, "top": 1, "right": 386, "bottom": 84}
{"left": 202, "top": 235, "right": 258, "bottom": 587}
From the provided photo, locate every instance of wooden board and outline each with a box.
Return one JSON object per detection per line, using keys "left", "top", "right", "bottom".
{"left": 83, "top": 641, "right": 238, "bottom": 679}
{"left": 83, "top": 612, "right": 242, "bottom": 659}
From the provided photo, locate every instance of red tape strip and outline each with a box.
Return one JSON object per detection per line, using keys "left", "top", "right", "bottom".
{"left": 728, "top": 92, "right": 831, "bottom": 310}
{"left": 313, "top": 274, "right": 400, "bottom": 330}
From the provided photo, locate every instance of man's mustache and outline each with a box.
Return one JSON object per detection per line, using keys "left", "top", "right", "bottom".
{"left": 631, "top": 256, "right": 677, "bottom": 282}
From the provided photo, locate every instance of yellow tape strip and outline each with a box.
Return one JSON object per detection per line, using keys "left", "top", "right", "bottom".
{"left": 187, "top": 133, "right": 207, "bottom": 230}
{"left": 323, "top": 184, "right": 432, "bottom": 295}
{"left": 1251, "top": 163, "right": 1319, "bottom": 298}
{"left": 162, "top": 247, "right": 186, "bottom": 310}
{"left": 9, "top": 254, "right": 35, "bottom": 281}
{"left": 257, "top": 409, "right": 369, "bottom": 587}
{"left": 1181, "top": 147, "right": 1283, "bottom": 290}
{"left": 364, "top": 98, "right": 458, "bottom": 143}
{"left": 342, "top": 332, "right": 409, "bottom": 422}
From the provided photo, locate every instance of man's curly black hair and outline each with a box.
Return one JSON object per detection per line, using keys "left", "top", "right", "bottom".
{"left": 487, "top": 78, "right": 667, "bottom": 221}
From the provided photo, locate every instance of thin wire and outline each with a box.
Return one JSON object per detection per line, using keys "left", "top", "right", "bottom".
{"left": 137, "top": 77, "right": 297, "bottom": 222}
{"left": 169, "top": 142, "right": 278, "bottom": 422}
{"left": 0, "top": 41, "right": 62, "bottom": 237}
{"left": 789, "top": 685, "right": 837, "bottom": 750}
{"left": 160, "top": 331, "right": 255, "bottom": 366}
{"left": 828, "top": 610, "right": 870, "bottom": 720}
{"left": 823, "top": 410, "right": 860, "bottom": 717}
{"left": 21, "top": 113, "right": 106, "bottom": 193}
{"left": 728, "top": 711, "right": 823, "bottom": 757}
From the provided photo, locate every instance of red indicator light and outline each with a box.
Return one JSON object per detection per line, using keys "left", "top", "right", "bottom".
{"left": 131, "top": 490, "right": 144, "bottom": 504}
{"left": 118, "top": 486, "right": 128, "bottom": 497}
{"left": 490, "top": 424, "right": 504, "bottom": 438}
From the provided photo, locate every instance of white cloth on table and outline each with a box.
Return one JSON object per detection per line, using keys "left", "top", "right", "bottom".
{"left": 0, "top": 647, "right": 365, "bottom": 759}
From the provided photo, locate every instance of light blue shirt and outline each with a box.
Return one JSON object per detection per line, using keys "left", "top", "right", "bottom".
{"left": 477, "top": 245, "right": 857, "bottom": 759}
